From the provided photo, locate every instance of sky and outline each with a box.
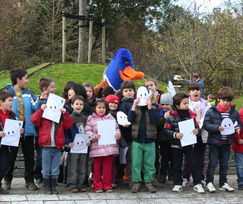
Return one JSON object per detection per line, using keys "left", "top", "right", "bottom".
{"left": 175, "top": 0, "right": 242, "bottom": 14}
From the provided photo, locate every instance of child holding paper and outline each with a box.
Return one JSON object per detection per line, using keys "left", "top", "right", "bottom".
{"left": 204, "top": 87, "right": 241, "bottom": 193}
{"left": 30, "top": 104, "right": 73, "bottom": 194}
{"left": 65, "top": 95, "right": 89, "bottom": 193}
{"left": 85, "top": 99, "right": 121, "bottom": 193}
{"left": 165, "top": 93, "right": 205, "bottom": 193}
{"left": 0, "top": 90, "right": 23, "bottom": 194}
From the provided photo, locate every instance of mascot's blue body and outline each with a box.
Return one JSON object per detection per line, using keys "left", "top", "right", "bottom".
{"left": 94, "top": 48, "right": 144, "bottom": 93}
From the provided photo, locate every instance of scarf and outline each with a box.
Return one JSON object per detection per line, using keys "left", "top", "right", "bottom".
{"left": 217, "top": 103, "right": 232, "bottom": 113}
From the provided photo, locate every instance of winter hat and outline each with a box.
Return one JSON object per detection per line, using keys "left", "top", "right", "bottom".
{"left": 160, "top": 93, "right": 173, "bottom": 105}
{"left": 105, "top": 94, "right": 120, "bottom": 105}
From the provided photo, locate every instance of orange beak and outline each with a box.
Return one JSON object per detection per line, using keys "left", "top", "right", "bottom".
{"left": 119, "top": 66, "right": 144, "bottom": 81}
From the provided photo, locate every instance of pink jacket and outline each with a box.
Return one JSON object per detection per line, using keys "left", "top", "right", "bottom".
{"left": 85, "top": 113, "right": 120, "bottom": 158}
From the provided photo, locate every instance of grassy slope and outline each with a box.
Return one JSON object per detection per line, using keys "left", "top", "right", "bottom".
{"left": 233, "top": 96, "right": 243, "bottom": 110}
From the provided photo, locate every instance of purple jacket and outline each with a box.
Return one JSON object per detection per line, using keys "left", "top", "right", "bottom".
{"left": 85, "top": 113, "right": 120, "bottom": 157}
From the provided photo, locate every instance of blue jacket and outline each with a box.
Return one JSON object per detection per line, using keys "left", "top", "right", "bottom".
{"left": 7, "top": 85, "right": 43, "bottom": 137}
{"left": 203, "top": 106, "right": 241, "bottom": 146}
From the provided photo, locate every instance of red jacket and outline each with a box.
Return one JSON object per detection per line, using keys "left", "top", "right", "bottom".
{"left": 30, "top": 108, "right": 73, "bottom": 149}
{"left": 232, "top": 109, "right": 243, "bottom": 153}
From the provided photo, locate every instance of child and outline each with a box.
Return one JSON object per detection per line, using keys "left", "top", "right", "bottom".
{"left": 204, "top": 87, "right": 241, "bottom": 193}
{"left": 4, "top": 68, "right": 44, "bottom": 190}
{"left": 182, "top": 83, "right": 211, "bottom": 186}
{"left": 145, "top": 79, "right": 163, "bottom": 103}
{"left": 128, "top": 86, "right": 160, "bottom": 193}
{"left": 83, "top": 82, "right": 96, "bottom": 113}
{"left": 0, "top": 90, "right": 23, "bottom": 194}
{"left": 232, "top": 109, "right": 243, "bottom": 190}
{"left": 117, "top": 81, "right": 136, "bottom": 182}
{"left": 156, "top": 93, "right": 173, "bottom": 183}
{"left": 65, "top": 95, "right": 88, "bottom": 193}
{"left": 35, "top": 78, "right": 56, "bottom": 187}
{"left": 207, "top": 94, "right": 216, "bottom": 106}
{"left": 105, "top": 94, "right": 120, "bottom": 118}
{"left": 85, "top": 99, "right": 121, "bottom": 193}
{"left": 165, "top": 93, "right": 205, "bottom": 193}
{"left": 30, "top": 103, "right": 73, "bottom": 194}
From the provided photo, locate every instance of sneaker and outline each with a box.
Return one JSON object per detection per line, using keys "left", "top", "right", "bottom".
{"left": 182, "top": 178, "right": 189, "bottom": 187}
{"left": 145, "top": 183, "right": 156, "bottom": 193}
{"left": 172, "top": 185, "right": 182, "bottom": 192}
{"left": 105, "top": 189, "right": 113, "bottom": 193}
{"left": 35, "top": 178, "right": 43, "bottom": 188}
{"left": 131, "top": 183, "right": 141, "bottom": 193}
{"left": 3, "top": 180, "right": 11, "bottom": 190}
{"left": 0, "top": 187, "right": 9, "bottom": 194}
{"left": 25, "top": 182, "right": 38, "bottom": 190}
{"left": 194, "top": 184, "right": 205, "bottom": 194}
{"left": 70, "top": 188, "right": 79, "bottom": 193}
{"left": 79, "top": 187, "right": 87, "bottom": 192}
{"left": 219, "top": 183, "right": 234, "bottom": 192}
{"left": 95, "top": 189, "right": 103, "bottom": 193}
{"left": 206, "top": 182, "right": 216, "bottom": 193}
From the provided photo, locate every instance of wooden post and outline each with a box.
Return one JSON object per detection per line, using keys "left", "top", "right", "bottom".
{"left": 62, "top": 16, "right": 66, "bottom": 63}
{"left": 88, "top": 20, "right": 93, "bottom": 64}
{"left": 101, "top": 18, "right": 106, "bottom": 64}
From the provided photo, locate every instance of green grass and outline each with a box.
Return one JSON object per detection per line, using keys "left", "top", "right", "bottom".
{"left": 233, "top": 96, "right": 243, "bottom": 110}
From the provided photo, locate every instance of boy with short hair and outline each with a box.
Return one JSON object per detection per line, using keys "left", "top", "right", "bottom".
{"left": 204, "top": 87, "right": 241, "bottom": 193}
{"left": 4, "top": 68, "right": 45, "bottom": 190}
{"left": 0, "top": 90, "right": 20, "bottom": 194}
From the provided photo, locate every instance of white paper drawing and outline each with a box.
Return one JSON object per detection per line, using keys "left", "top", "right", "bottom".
{"left": 178, "top": 119, "right": 197, "bottom": 147}
{"left": 1, "top": 119, "right": 23, "bottom": 147}
{"left": 98, "top": 120, "right": 116, "bottom": 145}
{"left": 117, "top": 111, "right": 131, "bottom": 126}
{"left": 70, "top": 134, "right": 92, "bottom": 154}
{"left": 220, "top": 118, "right": 238, "bottom": 136}
{"left": 136, "top": 86, "right": 149, "bottom": 106}
{"left": 167, "top": 81, "right": 176, "bottom": 97}
{"left": 42, "top": 93, "right": 65, "bottom": 123}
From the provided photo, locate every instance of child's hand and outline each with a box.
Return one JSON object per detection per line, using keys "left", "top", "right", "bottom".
{"left": 93, "top": 134, "right": 101, "bottom": 140}
{"left": 164, "top": 111, "right": 170, "bottom": 119}
{"left": 238, "top": 139, "right": 243, "bottom": 145}
{"left": 147, "top": 98, "right": 152, "bottom": 109}
{"left": 176, "top": 133, "right": 183, "bottom": 139}
{"left": 60, "top": 108, "right": 66, "bottom": 114}
{"left": 20, "top": 128, "right": 24, "bottom": 134}
{"left": 218, "top": 126, "right": 224, "bottom": 131}
{"left": 41, "top": 104, "right": 47, "bottom": 110}
{"left": 69, "top": 142, "right": 74, "bottom": 148}
{"left": 134, "top": 98, "right": 140, "bottom": 105}
{"left": 39, "top": 91, "right": 49, "bottom": 100}
{"left": 0, "top": 131, "right": 5, "bottom": 137}
{"left": 114, "top": 133, "right": 121, "bottom": 140}
{"left": 235, "top": 127, "right": 241, "bottom": 134}
{"left": 192, "top": 129, "right": 199, "bottom": 135}
{"left": 86, "top": 142, "right": 91, "bottom": 146}
{"left": 123, "top": 124, "right": 130, "bottom": 128}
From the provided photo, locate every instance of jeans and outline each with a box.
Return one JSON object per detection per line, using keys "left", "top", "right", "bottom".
{"left": 0, "top": 146, "right": 9, "bottom": 187}
{"left": 4, "top": 136, "right": 35, "bottom": 183}
{"left": 42, "top": 147, "right": 61, "bottom": 179}
{"left": 206, "top": 144, "right": 230, "bottom": 187}
{"left": 172, "top": 145, "right": 201, "bottom": 185}
{"left": 234, "top": 151, "right": 243, "bottom": 185}
{"left": 34, "top": 137, "right": 42, "bottom": 180}
{"left": 132, "top": 142, "right": 156, "bottom": 183}
{"left": 67, "top": 153, "right": 88, "bottom": 189}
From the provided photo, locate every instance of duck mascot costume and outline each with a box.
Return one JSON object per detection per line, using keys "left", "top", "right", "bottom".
{"left": 94, "top": 48, "right": 144, "bottom": 93}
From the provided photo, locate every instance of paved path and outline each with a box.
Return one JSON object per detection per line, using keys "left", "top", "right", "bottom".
{"left": 0, "top": 176, "right": 242, "bottom": 204}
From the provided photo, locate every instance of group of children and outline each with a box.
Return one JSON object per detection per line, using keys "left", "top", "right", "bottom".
{"left": 0, "top": 68, "right": 242, "bottom": 196}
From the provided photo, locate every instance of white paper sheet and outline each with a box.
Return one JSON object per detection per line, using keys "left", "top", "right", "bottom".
{"left": 167, "top": 81, "right": 176, "bottom": 97}
{"left": 1, "top": 119, "right": 23, "bottom": 147}
{"left": 70, "top": 134, "right": 92, "bottom": 154}
{"left": 42, "top": 93, "right": 65, "bottom": 123}
{"left": 220, "top": 118, "right": 237, "bottom": 136}
{"left": 117, "top": 111, "right": 131, "bottom": 126}
{"left": 178, "top": 119, "right": 197, "bottom": 147}
{"left": 119, "top": 147, "right": 128, "bottom": 164}
{"left": 136, "top": 86, "right": 149, "bottom": 106}
{"left": 98, "top": 120, "right": 116, "bottom": 145}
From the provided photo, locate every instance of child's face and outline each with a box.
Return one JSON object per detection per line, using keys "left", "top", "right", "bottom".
{"left": 219, "top": 99, "right": 231, "bottom": 107}
{"left": 96, "top": 102, "right": 106, "bottom": 115}
{"left": 189, "top": 89, "right": 201, "bottom": 101}
{"left": 68, "top": 88, "right": 76, "bottom": 100}
{"left": 44, "top": 82, "right": 56, "bottom": 94}
{"left": 161, "top": 104, "right": 172, "bottom": 111}
{"left": 0, "top": 97, "right": 13, "bottom": 112}
{"left": 85, "top": 87, "right": 93, "bottom": 100}
{"left": 207, "top": 96, "right": 213, "bottom": 102}
{"left": 122, "top": 88, "right": 135, "bottom": 99}
{"left": 109, "top": 102, "right": 118, "bottom": 111}
{"left": 17, "top": 74, "right": 29, "bottom": 88}
{"left": 71, "top": 99, "right": 84, "bottom": 113}
{"left": 176, "top": 98, "right": 189, "bottom": 110}
{"left": 145, "top": 81, "right": 157, "bottom": 92}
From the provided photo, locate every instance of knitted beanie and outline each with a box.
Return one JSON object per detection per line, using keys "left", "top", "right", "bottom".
{"left": 160, "top": 93, "right": 173, "bottom": 105}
